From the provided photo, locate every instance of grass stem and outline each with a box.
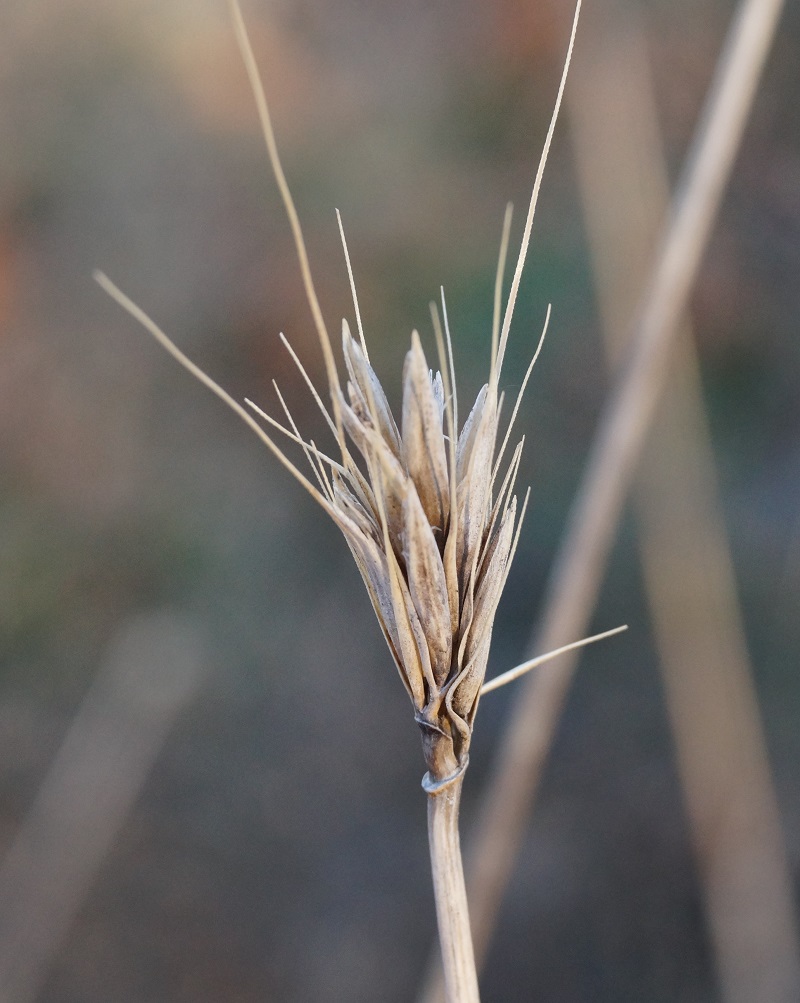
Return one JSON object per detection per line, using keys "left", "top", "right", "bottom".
{"left": 427, "top": 775, "right": 480, "bottom": 1003}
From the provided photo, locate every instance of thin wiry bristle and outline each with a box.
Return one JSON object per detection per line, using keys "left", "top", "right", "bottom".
{"left": 278, "top": 332, "right": 339, "bottom": 441}
{"left": 480, "top": 625, "right": 628, "bottom": 695}
{"left": 491, "top": 303, "right": 551, "bottom": 488}
{"left": 495, "top": 0, "right": 582, "bottom": 382}
{"left": 93, "top": 271, "right": 330, "bottom": 514}
{"left": 336, "top": 209, "right": 369, "bottom": 359}
{"left": 229, "top": 0, "right": 347, "bottom": 456}
{"left": 490, "top": 202, "right": 514, "bottom": 388}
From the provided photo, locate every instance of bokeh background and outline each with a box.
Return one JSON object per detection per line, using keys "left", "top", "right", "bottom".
{"left": 1, "top": 0, "right": 799, "bottom": 1000}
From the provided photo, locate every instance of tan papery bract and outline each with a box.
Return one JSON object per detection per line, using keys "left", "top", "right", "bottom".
{"left": 403, "top": 489, "right": 453, "bottom": 689}
{"left": 343, "top": 320, "right": 402, "bottom": 459}
{"left": 402, "top": 332, "right": 450, "bottom": 535}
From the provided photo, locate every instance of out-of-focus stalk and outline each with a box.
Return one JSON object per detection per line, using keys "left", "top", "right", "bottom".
{"left": 569, "top": 8, "right": 800, "bottom": 1000}
{"left": 418, "top": 0, "right": 787, "bottom": 998}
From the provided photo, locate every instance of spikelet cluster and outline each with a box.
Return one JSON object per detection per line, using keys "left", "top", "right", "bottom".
{"left": 301, "top": 305, "right": 539, "bottom": 790}
{"left": 98, "top": 226, "right": 546, "bottom": 791}
{"left": 227, "top": 212, "right": 547, "bottom": 788}
{"left": 95, "top": 0, "right": 579, "bottom": 790}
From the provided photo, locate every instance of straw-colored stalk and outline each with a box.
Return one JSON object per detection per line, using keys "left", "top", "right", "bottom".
{"left": 93, "top": 2, "right": 624, "bottom": 999}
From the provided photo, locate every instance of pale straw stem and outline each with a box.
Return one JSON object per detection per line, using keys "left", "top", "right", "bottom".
{"left": 427, "top": 775, "right": 480, "bottom": 1003}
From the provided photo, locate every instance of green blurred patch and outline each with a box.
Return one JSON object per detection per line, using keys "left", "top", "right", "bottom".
{"left": 0, "top": 491, "right": 208, "bottom": 696}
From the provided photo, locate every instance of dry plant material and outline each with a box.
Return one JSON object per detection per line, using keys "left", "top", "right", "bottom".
{"left": 413, "top": 2, "right": 789, "bottom": 999}
{"left": 94, "top": 2, "right": 620, "bottom": 1000}
{"left": 569, "top": 13, "right": 800, "bottom": 1001}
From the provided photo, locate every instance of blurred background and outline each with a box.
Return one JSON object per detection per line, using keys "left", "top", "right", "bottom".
{"left": 1, "top": 0, "right": 798, "bottom": 1000}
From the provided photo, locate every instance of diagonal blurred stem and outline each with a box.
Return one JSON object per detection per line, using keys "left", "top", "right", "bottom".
{"left": 418, "top": 0, "right": 786, "bottom": 997}
{"left": 0, "top": 614, "right": 205, "bottom": 1003}
{"left": 568, "top": 6, "right": 800, "bottom": 1000}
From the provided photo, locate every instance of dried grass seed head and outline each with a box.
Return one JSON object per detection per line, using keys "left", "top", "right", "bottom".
{"left": 97, "top": 0, "right": 581, "bottom": 790}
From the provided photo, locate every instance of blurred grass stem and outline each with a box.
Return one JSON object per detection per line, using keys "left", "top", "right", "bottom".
{"left": 418, "top": 0, "right": 787, "bottom": 997}
{"left": 569, "top": 8, "right": 800, "bottom": 999}
{"left": 0, "top": 615, "right": 204, "bottom": 1003}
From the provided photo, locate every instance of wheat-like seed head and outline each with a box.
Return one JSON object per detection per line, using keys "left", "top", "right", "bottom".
{"left": 293, "top": 284, "right": 548, "bottom": 790}
{"left": 96, "top": 0, "right": 582, "bottom": 791}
